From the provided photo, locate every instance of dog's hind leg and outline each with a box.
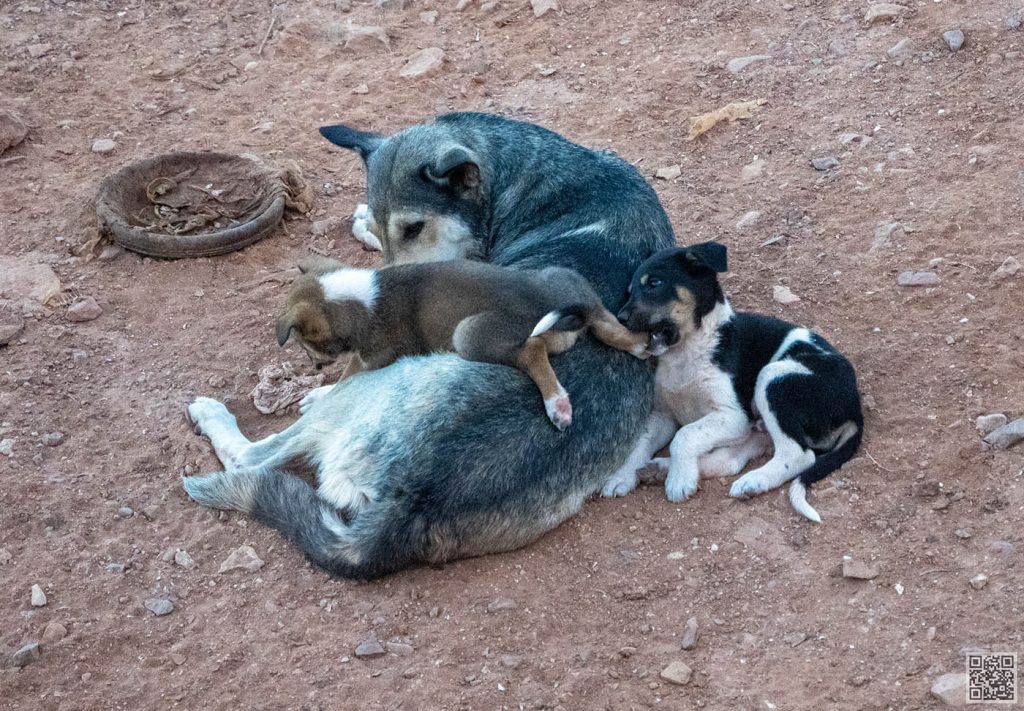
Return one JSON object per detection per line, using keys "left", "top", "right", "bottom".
{"left": 601, "top": 411, "right": 677, "bottom": 497}
{"left": 699, "top": 430, "right": 771, "bottom": 478}
{"left": 664, "top": 409, "right": 751, "bottom": 502}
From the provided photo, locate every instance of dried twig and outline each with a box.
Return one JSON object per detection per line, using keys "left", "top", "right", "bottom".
{"left": 258, "top": 16, "right": 277, "bottom": 58}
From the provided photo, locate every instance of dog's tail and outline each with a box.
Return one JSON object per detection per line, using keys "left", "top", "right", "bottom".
{"left": 530, "top": 304, "right": 589, "bottom": 338}
{"left": 183, "top": 469, "right": 405, "bottom": 579}
{"left": 788, "top": 422, "right": 863, "bottom": 523}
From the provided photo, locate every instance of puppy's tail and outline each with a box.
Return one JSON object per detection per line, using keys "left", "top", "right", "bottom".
{"left": 531, "top": 304, "right": 589, "bottom": 338}
{"left": 788, "top": 422, "right": 863, "bottom": 523}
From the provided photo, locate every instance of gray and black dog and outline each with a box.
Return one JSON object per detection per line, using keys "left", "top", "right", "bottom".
{"left": 183, "top": 113, "right": 675, "bottom": 578}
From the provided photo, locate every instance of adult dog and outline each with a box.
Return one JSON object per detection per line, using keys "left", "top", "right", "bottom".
{"left": 183, "top": 113, "right": 674, "bottom": 578}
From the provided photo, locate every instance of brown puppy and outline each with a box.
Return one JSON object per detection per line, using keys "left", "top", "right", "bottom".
{"left": 277, "top": 257, "right": 648, "bottom": 429}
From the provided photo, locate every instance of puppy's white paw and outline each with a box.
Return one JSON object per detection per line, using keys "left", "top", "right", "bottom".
{"left": 649, "top": 457, "right": 670, "bottom": 471}
{"left": 730, "top": 471, "right": 771, "bottom": 499}
{"left": 299, "top": 385, "right": 333, "bottom": 415}
{"left": 629, "top": 342, "right": 651, "bottom": 360}
{"left": 665, "top": 469, "right": 699, "bottom": 503}
{"left": 601, "top": 469, "right": 638, "bottom": 498}
{"left": 545, "top": 394, "right": 573, "bottom": 431}
{"left": 187, "top": 397, "right": 234, "bottom": 436}
{"left": 351, "top": 203, "right": 382, "bottom": 251}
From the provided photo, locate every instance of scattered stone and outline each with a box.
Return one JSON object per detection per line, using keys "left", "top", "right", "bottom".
{"left": 399, "top": 47, "right": 445, "bottom": 79}
{"left": 31, "top": 584, "right": 47, "bottom": 607}
{"left": 976, "top": 414, "right": 1007, "bottom": 436}
{"left": 897, "top": 271, "right": 939, "bottom": 287}
{"left": 1007, "top": 11, "right": 1023, "bottom": 30}
{"left": 943, "top": 30, "right": 965, "bottom": 51}
{"left": 991, "top": 256, "right": 1020, "bottom": 281}
{"left": 735, "top": 211, "right": 761, "bottom": 230}
{"left": 42, "top": 621, "right": 67, "bottom": 644}
{"left": 91, "top": 138, "right": 116, "bottom": 154}
{"left": 500, "top": 654, "right": 523, "bottom": 669}
{"left": 105, "top": 562, "right": 127, "bottom": 575}
{"left": 386, "top": 641, "right": 415, "bottom": 656}
{"left": 660, "top": 661, "right": 693, "bottom": 686}
{"left": 530, "top": 0, "right": 558, "bottom": 17}
{"left": 455, "top": 0, "right": 473, "bottom": 10}
{"left": 0, "top": 314, "right": 25, "bottom": 346}
{"left": 726, "top": 54, "right": 771, "bottom": 74}
{"left": 870, "top": 221, "right": 905, "bottom": 252}
{"left": 842, "top": 559, "right": 879, "bottom": 580}
{"left": 0, "top": 439, "right": 14, "bottom": 457}
{"left": 98, "top": 244, "right": 124, "bottom": 262}
{"left": 954, "top": 528, "right": 972, "bottom": 540}
{"left": 911, "top": 479, "right": 941, "bottom": 498}
{"left": 11, "top": 642, "right": 41, "bottom": 668}
{"left": 355, "top": 633, "right": 386, "bottom": 659}
{"left": 207, "top": 374, "right": 227, "bottom": 389}
{"left": 741, "top": 158, "right": 765, "bottom": 182}
{"left": 0, "top": 111, "right": 29, "bottom": 154}
{"left": 343, "top": 23, "right": 390, "bottom": 52}
{"left": 170, "top": 653, "right": 186, "bottom": 666}
{"left": 66, "top": 296, "right": 103, "bottom": 322}
{"left": 811, "top": 156, "right": 839, "bottom": 171}
{"left": 27, "top": 42, "right": 52, "bottom": 58}
{"left": 117, "top": 506, "right": 134, "bottom": 518}
{"left": 864, "top": 3, "right": 906, "bottom": 24}
{"left": 0, "top": 548, "right": 11, "bottom": 565}
{"left": 969, "top": 573, "right": 989, "bottom": 590}
{"left": 618, "top": 646, "right": 637, "bottom": 658}
{"left": 351, "top": 83, "right": 370, "bottom": 95}
{"left": 173, "top": 549, "right": 195, "bottom": 569}
{"left": 930, "top": 672, "right": 966, "bottom": 707}
{"left": 218, "top": 545, "right": 265, "bottom": 573}
{"left": 41, "top": 431, "right": 64, "bottom": 447}
{"left": 680, "top": 616, "right": 700, "bottom": 650}
{"left": 887, "top": 38, "right": 913, "bottom": 61}
{"left": 990, "top": 540, "right": 1015, "bottom": 557}
{"left": 983, "top": 419, "right": 1024, "bottom": 450}
{"left": 655, "top": 165, "right": 681, "bottom": 180}
{"left": 783, "top": 631, "right": 807, "bottom": 647}
{"left": 374, "top": 0, "right": 406, "bottom": 9}
{"left": 419, "top": 10, "right": 438, "bottom": 24}
{"left": 145, "top": 597, "right": 174, "bottom": 616}
{"left": 487, "top": 597, "right": 517, "bottom": 613}
{"left": 244, "top": 61, "right": 259, "bottom": 72}
{"left": 773, "top": 285, "right": 800, "bottom": 305}
{"left": 0, "top": 256, "right": 62, "bottom": 304}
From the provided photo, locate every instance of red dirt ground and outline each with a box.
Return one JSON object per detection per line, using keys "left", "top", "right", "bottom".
{"left": 2, "top": 0, "right": 1022, "bottom": 709}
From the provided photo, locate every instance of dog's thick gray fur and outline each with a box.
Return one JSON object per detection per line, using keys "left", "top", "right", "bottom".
{"left": 184, "top": 113, "right": 675, "bottom": 578}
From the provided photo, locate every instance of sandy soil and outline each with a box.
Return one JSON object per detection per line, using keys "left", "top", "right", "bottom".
{"left": 2, "top": 0, "right": 1023, "bottom": 708}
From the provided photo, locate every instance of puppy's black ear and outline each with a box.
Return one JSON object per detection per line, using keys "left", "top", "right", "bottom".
{"left": 422, "top": 145, "right": 481, "bottom": 199}
{"left": 276, "top": 314, "right": 295, "bottom": 347}
{"left": 319, "top": 124, "right": 385, "bottom": 162}
{"left": 681, "top": 242, "right": 728, "bottom": 274}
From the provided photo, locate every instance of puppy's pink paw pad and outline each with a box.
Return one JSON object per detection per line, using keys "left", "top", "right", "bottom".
{"left": 546, "top": 397, "right": 573, "bottom": 430}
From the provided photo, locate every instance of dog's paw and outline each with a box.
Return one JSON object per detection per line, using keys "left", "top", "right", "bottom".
{"left": 187, "top": 397, "right": 234, "bottom": 436}
{"left": 545, "top": 394, "right": 573, "bottom": 431}
{"left": 601, "top": 469, "right": 638, "bottom": 498}
{"left": 730, "top": 471, "right": 771, "bottom": 499}
{"left": 299, "top": 385, "right": 333, "bottom": 415}
{"left": 351, "top": 203, "right": 382, "bottom": 252}
{"left": 665, "top": 470, "right": 699, "bottom": 503}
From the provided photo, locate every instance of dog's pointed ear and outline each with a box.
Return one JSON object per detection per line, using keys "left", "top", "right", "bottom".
{"left": 298, "top": 256, "right": 346, "bottom": 275}
{"left": 422, "top": 145, "right": 481, "bottom": 199}
{"left": 680, "top": 242, "right": 728, "bottom": 274}
{"left": 276, "top": 312, "right": 296, "bottom": 347}
{"left": 319, "top": 124, "right": 385, "bottom": 162}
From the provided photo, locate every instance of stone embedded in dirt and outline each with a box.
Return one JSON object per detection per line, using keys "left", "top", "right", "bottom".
{"left": 887, "top": 38, "right": 913, "bottom": 61}
{"left": 930, "top": 672, "right": 966, "bottom": 706}
{"left": 975, "top": 413, "right": 1007, "bottom": 436}
{"left": 991, "top": 256, "right": 1020, "bottom": 281}
{"left": 660, "top": 660, "right": 693, "bottom": 686}
{"left": 11, "top": 642, "right": 41, "bottom": 668}
{"left": 531, "top": 0, "right": 559, "bottom": 17}
{"left": 41, "top": 432, "right": 64, "bottom": 447}
{"left": 773, "top": 285, "right": 800, "bottom": 305}
{"left": 680, "top": 616, "right": 700, "bottom": 650}
{"left": 399, "top": 47, "right": 445, "bottom": 79}
{"left": 0, "top": 315, "right": 25, "bottom": 346}
{"left": 117, "top": 506, "right": 134, "bottom": 518}
{"left": 870, "top": 221, "right": 905, "bottom": 252}
{"left": 66, "top": 296, "right": 103, "bottom": 322}
{"left": 31, "top": 584, "right": 47, "bottom": 607}
{"left": 954, "top": 528, "right": 972, "bottom": 539}
{"left": 42, "top": 621, "right": 68, "bottom": 644}
{"left": 173, "top": 549, "right": 195, "bottom": 569}
{"left": 351, "top": 83, "right": 370, "bottom": 95}
{"left": 943, "top": 30, "right": 965, "bottom": 51}
{"left": 343, "top": 22, "right": 390, "bottom": 52}
{"left": 727, "top": 54, "right": 771, "bottom": 74}
{"left": 969, "top": 573, "right": 989, "bottom": 590}
{"left": 170, "top": 652, "right": 186, "bottom": 666}
{"left": 1007, "top": 11, "right": 1023, "bottom": 30}
{"left": 374, "top": 0, "right": 406, "bottom": 9}
{"left": 486, "top": 597, "right": 517, "bottom": 612}
{"left": 0, "top": 111, "right": 29, "bottom": 154}
{"left": 655, "top": 165, "right": 681, "bottom": 180}
{"left": 983, "top": 419, "right": 1024, "bottom": 450}
{"left": 386, "top": 641, "right": 415, "bottom": 656}
{"left": 736, "top": 210, "right": 761, "bottom": 230}
{"left": 990, "top": 540, "right": 1015, "bottom": 557}
{"left": 355, "top": 633, "right": 386, "bottom": 659}
{"left": 911, "top": 479, "right": 941, "bottom": 498}
{"left": 783, "top": 631, "right": 808, "bottom": 647}
{"left": 419, "top": 10, "right": 438, "bottom": 24}
{"left": 811, "top": 156, "right": 839, "bottom": 171}
{"left": 842, "top": 559, "right": 879, "bottom": 580}
{"left": 897, "top": 270, "right": 939, "bottom": 287}
{"left": 500, "top": 654, "right": 523, "bottom": 669}
{"left": 91, "top": 138, "right": 116, "bottom": 154}
{"left": 145, "top": 598, "right": 174, "bottom": 616}
{"left": 0, "top": 548, "right": 11, "bottom": 565}
{"left": 98, "top": 244, "right": 124, "bottom": 262}
{"left": 218, "top": 545, "right": 265, "bottom": 573}
{"left": 0, "top": 438, "right": 14, "bottom": 457}
{"left": 208, "top": 374, "right": 227, "bottom": 388}
{"left": 27, "top": 42, "right": 52, "bottom": 58}
{"left": 864, "top": 3, "right": 906, "bottom": 24}
{"left": 455, "top": 0, "right": 473, "bottom": 10}
{"left": 0, "top": 256, "right": 62, "bottom": 304}
{"left": 619, "top": 646, "right": 637, "bottom": 658}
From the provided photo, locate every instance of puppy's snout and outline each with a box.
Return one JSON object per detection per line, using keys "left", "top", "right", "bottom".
{"left": 616, "top": 306, "right": 633, "bottom": 326}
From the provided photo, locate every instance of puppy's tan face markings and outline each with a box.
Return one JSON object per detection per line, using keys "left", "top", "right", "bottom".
{"left": 277, "top": 271, "right": 361, "bottom": 368}
{"left": 668, "top": 286, "right": 700, "bottom": 336}
{"left": 381, "top": 211, "right": 475, "bottom": 265}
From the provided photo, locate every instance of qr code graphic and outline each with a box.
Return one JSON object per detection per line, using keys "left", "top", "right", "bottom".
{"left": 967, "top": 653, "right": 1017, "bottom": 704}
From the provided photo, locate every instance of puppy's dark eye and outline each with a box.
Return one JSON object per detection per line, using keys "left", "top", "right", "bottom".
{"left": 645, "top": 277, "right": 663, "bottom": 290}
{"left": 402, "top": 221, "right": 425, "bottom": 241}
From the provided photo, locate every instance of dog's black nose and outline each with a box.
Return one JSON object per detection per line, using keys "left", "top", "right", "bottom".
{"left": 616, "top": 307, "right": 632, "bottom": 325}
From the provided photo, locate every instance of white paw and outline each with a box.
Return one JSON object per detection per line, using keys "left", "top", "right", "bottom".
{"left": 649, "top": 457, "right": 670, "bottom": 471}
{"left": 730, "top": 471, "right": 771, "bottom": 499}
{"left": 601, "top": 469, "right": 638, "bottom": 498}
{"left": 187, "top": 397, "right": 234, "bottom": 436}
{"left": 629, "top": 342, "right": 650, "bottom": 359}
{"left": 351, "top": 203, "right": 382, "bottom": 251}
{"left": 299, "top": 385, "right": 333, "bottom": 415}
{"left": 544, "top": 393, "right": 573, "bottom": 431}
{"left": 665, "top": 469, "right": 699, "bottom": 503}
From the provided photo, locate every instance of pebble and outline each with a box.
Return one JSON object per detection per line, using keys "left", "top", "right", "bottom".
{"left": 911, "top": 479, "right": 941, "bottom": 498}
{"left": 660, "top": 660, "right": 693, "bottom": 686}
{"left": 735, "top": 211, "right": 761, "bottom": 230}
{"left": 351, "top": 83, "right": 370, "bottom": 95}
{"left": 1006, "top": 11, "right": 1022, "bottom": 30}
{"left": 27, "top": 42, "right": 52, "bottom": 58}
{"left": 773, "top": 285, "right": 800, "bottom": 305}
{"left": 0, "top": 439, "right": 14, "bottom": 457}
{"left": 811, "top": 156, "right": 839, "bottom": 171}
{"left": 91, "top": 138, "right": 116, "bottom": 154}
{"left": 173, "top": 549, "right": 195, "bottom": 569}
{"left": 66, "top": 296, "right": 103, "bottom": 322}
{"left": 943, "top": 30, "right": 965, "bottom": 51}
{"left": 0, "top": 314, "right": 25, "bottom": 346}
{"left": 419, "top": 10, "right": 437, "bottom": 24}
{"left": 864, "top": 3, "right": 906, "bottom": 24}
{"left": 741, "top": 158, "right": 765, "bottom": 182}
{"left": 355, "top": 633, "right": 386, "bottom": 659}
{"left": 983, "top": 418, "right": 1024, "bottom": 450}
{"left": 896, "top": 270, "right": 939, "bottom": 287}
{"left": 500, "top": 654, "right": 523, "bottom": 669}
{"left": 991, "top": 256, "right": 1020, "bottom": 281}
{"left": 486, "top": 597, "right": 517, "bottom": 612}
{"left": 343, "top": 23, "right": 390, "bottom": 51}
{"left": 98, "top": 244, "right": 124, "bottom": 262}
{"left": 386, "top": 641, "right": 415, "bottom": 656}
{"left": 0, "top": 255, "right": 62, "bottom": 304}
{"left": 218, "top": 545, "right": 265, "bottom": 573}
{"left": 931, "top": 672, "right": 966, "bottom": 706}
{"left": 954, "top": 528, "right": 972, "bottom": 540}
{"left": 208, "top": 374, "right": 227, "bottom": 388}
{"left": 969, "top": 573, "right": 989, "bottom": 590}
{"left": 118, "top": 506, "right": 134, "bottom": 518}
{"left": 11, "top": 642, "right": 41, "bottom": 668}
{"left": 42, "top": 621, "right": 67, "bottom": 644}
{"left": 399, "top": 47, "right": 445, "bottom": 78}
{"left": 680, "top": 616, "right": 700, "bottom": 650}
{"left": 619, "top": 646, "right": 637, "bottom": 658}
{"left": 244, "top": 61, "right": 259, "bottom": 72}
{"left": 870, "top": 221, "right": 904, "bottom": 252}
{"left": 783, "top": 631, "right": 807, "bottom": 647}
{"left": 40, "top": 431, "right": 64, "bottom": 447}
{"left": 530, "top": 0, "right": 558, "bottom": 16}
{"left": 655, "top": 165, "right": 681, "bottom": 181}
{"left": 990, "top": 540, "right": 1015, "bottom": 557}
{"left": 842, "top": 559, "right": 879, "bottom": 580}
{"left": 374, "top": 0, "right": 406, "bottom": 9}
{"left": 0, "top": 548, "right": 11, "bottom": 565}
{"left": 145, "top": 598, "right": 174, "bottom": 616}
{"left": 31, "top": 584, "right": 47, "bottom": 607}
{"left": 976, "top": 414, "right": 1007, "bottom": 436}
{"left": 726, "top": 54, "right": 771, "bottom": 74}
{"left": 887, "top": 38, "right": 913, "bottom": 61}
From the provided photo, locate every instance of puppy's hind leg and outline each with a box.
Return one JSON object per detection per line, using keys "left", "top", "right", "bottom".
{"left": 700, "top": 430, "right": 771, "bottom": 478}
{"left": 516, "top": 338, "right": 572, "bottom": 430}
{"left": 588, "top": 308, "right": 650, "bottom": 359}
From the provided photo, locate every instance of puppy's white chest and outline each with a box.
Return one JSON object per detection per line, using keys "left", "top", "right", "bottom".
{"left": 654, "top": 348, "right": 736, "bottom": 425}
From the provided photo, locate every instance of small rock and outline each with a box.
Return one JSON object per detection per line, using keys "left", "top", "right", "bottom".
{"left": 117, "top": 506, "right": 134, "bottom": 518}
{"left": 870, "top": 221, "right": 905, "bottom": 252}
{"left": 897, "top": 271, "right": 939, "bottom": 287}
{"left": 911, "top": 479, "right": 941, "bottom": 498}
{"left": 660, "top": 661, "right": 693, "bottom": 686}
{"left": 969, "top": 573, "right": 988, "bottom": 590}
{"left": 355, "top": 633, "right": 386, "bottom": 659}
{"left": 887, "top": 38, "right": 913, "bottom": 61}
{"left": 983, "top": 418, "right": 1024, "bottom": 450}
{"left": 351, "top": 83, "right": 369, "bottom": 95}
{"left": 455, "top": 0, "right": 473, "bottom": 10}
{"left": 943, "top": 30, "right": 965, "bottom": 51}
{"left": 773, "top": 285, "right": 800, "bottom": 305}
{"left": 735, "top": 211, "right": 762, "bottom": 230}
{"left": 66, "top": 296, "right": 103, "bottom": 322}
{"left": 487, "top": 597, "right": 517, "bottom": 612}
{"left": 27, "top": 42, "right": 52, "bottom": 58}
{"left": 42, "top": 622, "right": 67, "bottom": 644}
{"left": 0, "top": 314, "right": 25, "bottom": 346}
{"left": 655, "top": 165, "right": 681, "bottom": 181}
{"left": 0, "top": 256, "right": 62, "bottom": 304}
{"left": 680, "top": 616, "right": 700, "bottom": 650}
{"left": 990, "top": 540, "right": 1015, "bottom": 557}
{"left": 173, "top": 549, "right": 195, "bottom": 569}
{"left": 0, "top": 111, "right": 29, "bottom": 154}
{"left": 727, "top": 54, "right": 771, "bottom": 74}
{"left": 244, "top": 61, "right": 259, "bottom": 72}
{"left": 170, "top": 653, "right": 186, "bottom": 666}
{"left": 91, "top": 138, "right": 116, "bottom": 154}
{"left": 386, "top": 641, "right": 415, "bottom": 656}
{"left": 991, "top": 256, "right": 1020, "bottom": 281}
{"left": 864, "top": 3, "right": 906, "bottom": 24}
{"left": 0, "top": 439, "right": 14, "bottom": 457}
{"left": 619, "top": 646, "right": 637, "bottom": 658}
{"left": 144, "top": 598, "right": 174, "bottom": 616}
{"left": 811, "top": 156, "right": 839, "bottom": 171}
{"left": 343, "top": 23, "right": 389, "bottom": 51}
{"left": 208, "top": 374, "right": 227, "bottom": 389}
{"left": 741, "top": 158, "right": 765, "bottom": 182}
{"left": 30, "top": 584, "right": 47, "bottom": 607}
{"left": 11, "top": 642, "right": 41, "bottom": 668}
{"left": 954, "top": 528, "right": 972, "bottom": 540}
{"left": 1007, "top": 11, "right": 1023, "bottom": 30}
{"left": 842, "top": 559, "right": 879, "bottom": 580}
{"left": 218, "top": 545, "right": 265, "bottom": 573}
{"left": 530, "top": 0, "right": 558, "bottom": 17}
{"left": 783, "top": 631, "right": 807, "bottom": 647}
{"left": 828, "top": 39, "right": 850, "bottom": 56}
{"left": 41, "top": 432, "right": 64, "bottom": 447}
{"left": 976, "top": 414, "right": 1007, "bottom": 436}
{"left": 930, "top": 672, "right": 966, "bottom": 707}
{"left": 500, "top": 654, "right": 523, "bottom": 669}
{"left": 0, "top": 548, "right": 11, "bottom": 564}
{"left": 399, "top": 47, "right": 445, "bottom": 78}
{"left": 98, "top": 244, "right": 124, "bottom": 262}
{"left": 374, "top": 0, "right": 406, "bottom": 9}
{"left": 419, "top": 10, "right": 437, "bottom": 24}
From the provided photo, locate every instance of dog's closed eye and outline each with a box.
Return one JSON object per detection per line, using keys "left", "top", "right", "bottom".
{"left": 402, "top": 221, "right": 425, "bottom": 241}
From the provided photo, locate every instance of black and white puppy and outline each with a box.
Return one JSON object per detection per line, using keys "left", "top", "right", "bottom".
{"left": 609, "top": 242, "right": 863, "bottom": 522}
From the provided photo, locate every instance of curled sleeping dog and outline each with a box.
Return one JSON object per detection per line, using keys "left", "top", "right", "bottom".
{"left": 277, "top": 257, "right": 649, "bottom": 430}
{"left": 605, "top": 241, "right": 863, "bottom": 522}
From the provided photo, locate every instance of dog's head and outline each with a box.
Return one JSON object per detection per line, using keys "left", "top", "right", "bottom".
{"left": 319, "top": 122, "right": 487, "bottom": 265}
{"left": 617, "top": 242, "right": 727, "bottom": 355}
{"left": 276, "top": 257, "right": 374, "bottom": 369}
